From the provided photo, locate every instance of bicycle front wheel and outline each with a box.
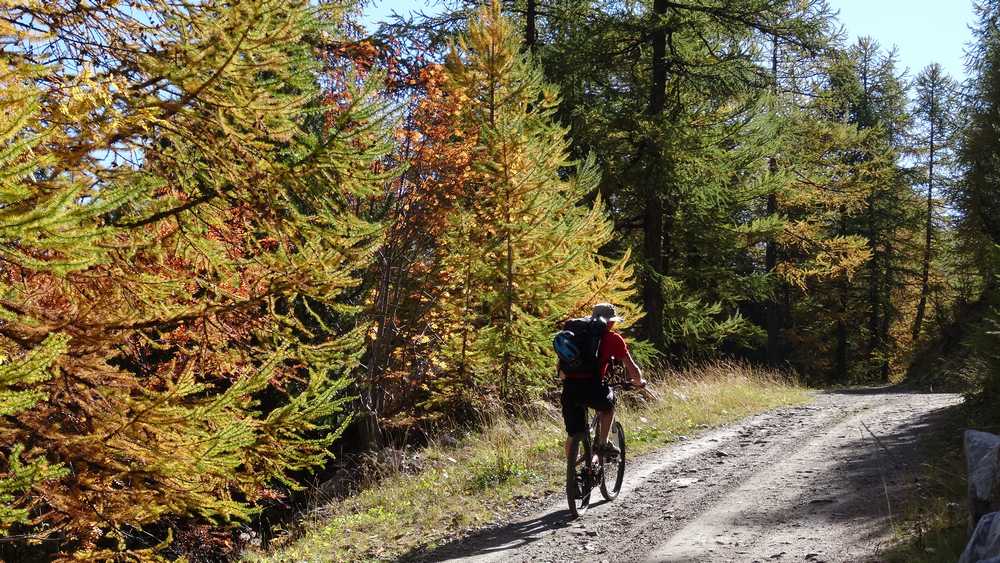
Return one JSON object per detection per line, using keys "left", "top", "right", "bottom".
{"left": 600, "top": 421, "right": 625, "bottom": 500}
{"left": 566, "top": 432, "right": 592, "bottom": 517}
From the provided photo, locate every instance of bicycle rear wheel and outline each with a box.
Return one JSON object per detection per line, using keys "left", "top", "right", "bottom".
{"left": 600, "top": 421, "right": 625, "bottom": 500}
{"left": 566, "top": 432, "right": 592, "bottom": 517}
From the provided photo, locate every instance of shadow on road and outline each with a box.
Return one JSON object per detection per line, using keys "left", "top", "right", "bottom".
{"left": 712, "top": 396, "right": 967, "bottom": 560}
{"left": 820, "top": 384, "right": 958, "bottom": 396}
{"left": 399, "top": 506, "right": 578, "bottom": 562}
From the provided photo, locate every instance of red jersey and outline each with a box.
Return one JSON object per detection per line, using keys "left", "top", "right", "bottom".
{"left": 565, "top": 330, "right": 628, "bottom": 381}
{"left": 597, "top": 331, "right": 628, "bottom": 379}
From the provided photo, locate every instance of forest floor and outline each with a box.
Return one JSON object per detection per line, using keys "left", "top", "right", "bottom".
{"left": 402, "top": 388, "right": 965, "bottom": 563}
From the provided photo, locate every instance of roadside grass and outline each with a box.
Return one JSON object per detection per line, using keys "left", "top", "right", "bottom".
{"left": 245, "top": 362, "right": 810, "bottom": 563}
{"left": 882, "top": 400, "right": 1000, "bottom": 563}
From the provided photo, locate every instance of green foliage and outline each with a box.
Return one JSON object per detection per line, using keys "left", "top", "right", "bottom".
{"left": 960, "top": 309, "right": 1000, "bottom": 402}
{"left": 502, "top": 0, "right": 853, "bottom": 360}
{"left": 0, "top": 336, "right": 70, "bottom": 533}
{"left": 960, "top": 0, "right": 1000, "bottom": 249}
{"left": 931, "top": 1, "right": 1000, "bottom": 403}
{"left": 0, "top": 92, "right": 141, "bottom": 274}
{"left": 787, "top": 39, "right": 925, "bottom": 382}
{"left": 661, "top": 276, "right": 764, "bottom": 352}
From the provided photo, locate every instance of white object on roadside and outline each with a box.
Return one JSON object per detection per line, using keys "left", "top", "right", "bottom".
{"left": 959, "top": 511, "right": 1000, "bottom": 563}
{"left": 967, "top": 430, "right": 1000, "bottom": 504}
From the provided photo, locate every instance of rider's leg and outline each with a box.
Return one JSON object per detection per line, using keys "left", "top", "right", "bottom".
{"left": 596, "top": 380, "right": 616, "bottom": 448}
{"left": 598, "top": 408, "right": 614, "bottom": 446}
{"left": 562, "top": 382, "right": 585, "bottom": 458}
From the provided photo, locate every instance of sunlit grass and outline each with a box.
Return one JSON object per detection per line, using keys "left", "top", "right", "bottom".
{"left": 245, "top": 361, "right": 810, "bottom": 563}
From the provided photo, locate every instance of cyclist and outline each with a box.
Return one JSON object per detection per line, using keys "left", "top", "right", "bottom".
{"left": 560, "top": 303, "right": 646, "bottom": 459}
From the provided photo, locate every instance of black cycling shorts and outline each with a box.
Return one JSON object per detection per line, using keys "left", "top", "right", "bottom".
{"left": 561, "top": 379, "right": 615, "bottom": 436}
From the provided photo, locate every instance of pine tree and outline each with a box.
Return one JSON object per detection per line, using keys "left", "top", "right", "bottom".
{"left": 0, "top": 0, "right": 391, "bottom": 555}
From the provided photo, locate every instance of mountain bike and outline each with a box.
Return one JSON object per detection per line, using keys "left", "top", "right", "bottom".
{"left": 565, "top": 364, "right": 634, "bottom": 518}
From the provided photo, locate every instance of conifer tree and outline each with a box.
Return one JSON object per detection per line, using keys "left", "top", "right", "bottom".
{"left": 960, "top": 0, "right": 1000, "bottom": 267}
{"left": 505, "top": 0, "right": 848, "bottom": 357}
{"left": 804, "top": 41, "right": 921, "bottom": 381}
{"left": 954, "top": 0, "right": 1000, "bottom": 400}
{"left": 774, "top": 105, "right": 878, "bottom": 379}
{"left": 358, "top": 61, "right": 478, "bottom": 432}
{"left": 911, "top": 64, "right": 958, "bottom": 340}
{"left": 382, "top": 0, "right": 865, "bottom": 364}
{"left": 430, "top": 1, "right": 639, "bottom": 408}
{"left": 761, "top": 0, "right": 839, "bottom": 365}
{"left": 0, "top": 0, "right": 391, "bottom": 555}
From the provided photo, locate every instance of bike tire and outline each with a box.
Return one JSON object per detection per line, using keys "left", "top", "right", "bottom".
{"left": 600, "top": 420, "right": 626, "bottom": 500}
{"left": 566, "top": 432, "right": 592, "bottom": 518}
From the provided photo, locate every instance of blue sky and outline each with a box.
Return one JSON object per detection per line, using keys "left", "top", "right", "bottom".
{"left": 832, "top": 0, "right": 975, "bottom": 81}
{"left": 362, "top": 0, "right": 977, "bottom": 81}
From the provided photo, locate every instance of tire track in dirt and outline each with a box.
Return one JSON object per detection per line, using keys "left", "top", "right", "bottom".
{"left": 405, "top": 388, "right": 962, "bottom": 563}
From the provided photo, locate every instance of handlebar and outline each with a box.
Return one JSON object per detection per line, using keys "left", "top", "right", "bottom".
{"left": 606, "top": 360, "right": 645, "bottom": 390}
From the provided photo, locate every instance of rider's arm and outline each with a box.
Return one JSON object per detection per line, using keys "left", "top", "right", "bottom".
{"left": 623, "top": 349, "right": 645, "bottom": 386}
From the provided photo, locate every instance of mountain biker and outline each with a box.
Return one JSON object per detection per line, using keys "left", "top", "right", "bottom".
{"left": 560, "top": 303, "right": 646, "bottom": 459}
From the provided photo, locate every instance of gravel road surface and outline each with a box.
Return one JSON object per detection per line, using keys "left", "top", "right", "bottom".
{"left": 405, "top": 388, "right": 963, "bottom": 563}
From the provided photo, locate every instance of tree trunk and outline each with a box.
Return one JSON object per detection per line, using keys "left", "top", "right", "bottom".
{"left": 765, "top": 190, "right": 780, "bottom": 365}
{"left": 525, "top": 0, "right": 536, "bottom": 48}
{"left": 502, "top": 204, "right": 514, "bottom": 404}
{"left": 913, "top": 104, "right": 935, "bottom": 340}
{"left": 643, "top": 191, "right": 665, "bottom": 348}
{"left": 866, "top": 195, "right": 881, "bottom": 379}
{"left": 642, "top": 0, "right": 669, "bottom": 348}
{"left": 879, "top": 244, "right": 893, "bottom": 381}
{"left": 835, "top": 206, "right": 849, "bottom": 382}
{"left": 765, "top": 34, "right": 782, "bottom": 366}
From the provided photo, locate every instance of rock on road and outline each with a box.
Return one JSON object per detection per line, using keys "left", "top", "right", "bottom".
{"left": 406, "top": 388, "right": 962, "bottom": 563}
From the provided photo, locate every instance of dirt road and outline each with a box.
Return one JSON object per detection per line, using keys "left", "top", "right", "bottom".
{"left": 406, "top": 388, "right": 962, "bottom": 563}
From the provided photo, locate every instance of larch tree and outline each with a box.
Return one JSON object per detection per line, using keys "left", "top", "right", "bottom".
{"left": 0, "top": 0, "right": 391, "bottom": 556}
{"left": 775, "top": 104, "right": 877, "bottom": 380}
{"left": 910, "top": 64, "right": 958, "bottom": 341}
{"left": 809, "top": 40, "right": 921, "bottom": 382}
{"left": 431, "top": 1, "right": 639, "bottom": 409}
{"left": 760, "top": 0, "right": 839, "bottom": 366}
{"left": 960, "top": 0, "right": 1000, "bottom": 267}
{"left": 956, "top": 0, "right": 1000, "bottom": 401}
{"left": 362, "top": 61, "right": 483, "bottom": 427}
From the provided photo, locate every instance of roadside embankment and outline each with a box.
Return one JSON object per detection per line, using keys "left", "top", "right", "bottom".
{"left": 881, "top": 402, "right": 1000, "bottom": 563}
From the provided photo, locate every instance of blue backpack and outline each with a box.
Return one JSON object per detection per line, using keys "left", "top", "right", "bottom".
{"left": 553, "top": 317, "right": 608, "bottom": 378}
